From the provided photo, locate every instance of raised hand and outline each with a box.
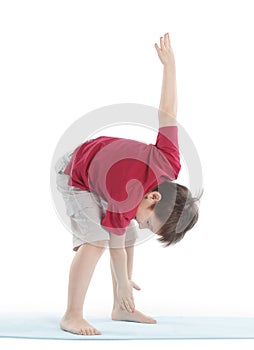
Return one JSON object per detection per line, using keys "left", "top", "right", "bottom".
{"left": 155, "top": 32, "right": 175, "bottom": 67}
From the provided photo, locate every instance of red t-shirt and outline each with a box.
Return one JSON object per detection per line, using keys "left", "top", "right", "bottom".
{"left": 64, "top": 126, "right": 181, "bottom": 235}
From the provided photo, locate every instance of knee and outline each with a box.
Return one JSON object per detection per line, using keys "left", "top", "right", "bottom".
{"left": 75, "top": 240, "right": 108, "bottom": 254}
{"left": 88, "top": 240, "right": 108, "bottom": 252}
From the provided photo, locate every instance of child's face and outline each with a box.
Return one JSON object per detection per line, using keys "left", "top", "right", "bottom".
{"left": 135, "top": 191, "right": 162, "bottom": 233}
{"left": 135, "top": 211, "right": 162, "bottom": 233}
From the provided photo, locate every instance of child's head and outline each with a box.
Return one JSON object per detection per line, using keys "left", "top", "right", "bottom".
{"left": 150, "top": 181, "right": 203, "bottom": 247}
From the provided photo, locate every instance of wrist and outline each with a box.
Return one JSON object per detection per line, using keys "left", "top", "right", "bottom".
{"left": 118, "top": 279, "right": 131, "bottom": 289}
{"left": 163, "top": 62, "right": 176, "bottom": 72}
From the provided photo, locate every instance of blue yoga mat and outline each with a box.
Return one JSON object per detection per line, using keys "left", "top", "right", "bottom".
{"left": 0, "top": 313, "right": 254, "bottom": 340}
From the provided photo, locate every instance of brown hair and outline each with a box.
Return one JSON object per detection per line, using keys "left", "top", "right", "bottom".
{"left": 150, "top": 181, "right": 203, "bottom": 247}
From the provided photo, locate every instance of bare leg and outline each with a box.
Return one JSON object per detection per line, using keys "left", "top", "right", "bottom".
{"left": 111, "top": 240, "right": 157, "bottom": 323}
{"left": 60, "top": 241, "right": 107, "bottom": 335}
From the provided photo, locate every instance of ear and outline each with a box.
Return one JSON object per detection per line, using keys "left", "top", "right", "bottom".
{"left": 146, "top": 191, "right": 162, "bottom": 202}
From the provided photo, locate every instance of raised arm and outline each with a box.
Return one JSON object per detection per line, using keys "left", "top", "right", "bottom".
{"left": 155, "top": 33, "right": 177, "bottom": 127}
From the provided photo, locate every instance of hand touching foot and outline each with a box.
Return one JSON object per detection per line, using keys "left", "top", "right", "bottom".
{"left": 112, "top": 307, "right": 157, "bottom": 324}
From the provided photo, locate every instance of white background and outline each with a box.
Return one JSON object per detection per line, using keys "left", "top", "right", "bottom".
{"left": 1, "top": 0, "right": 254, "bottom": 349}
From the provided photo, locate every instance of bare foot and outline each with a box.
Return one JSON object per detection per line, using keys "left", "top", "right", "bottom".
{"left": 60, "top": 313, "right": 101, "bottom": 336}
{"left": 112, "top": 308, "right": 157, "bottom": 324}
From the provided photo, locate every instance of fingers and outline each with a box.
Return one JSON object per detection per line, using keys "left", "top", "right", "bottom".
{"left": 164, "top": 32, "right": 170, "bottom": 49}
{"left": 126, "top": 298, "right": 135, "bottom": 312}
{"left": 132, "top": 282, "right": 141, "bottom": 290}
{"left": 120, "top": 297, "right": 135, "bottom": 313}
{"left": 154, "top": 42, "right": 160, "bottom": 54}
{"left": 160, "top": 36, "right": 165, "bottom": 50}
{"left": 155, "top": 32, "right": 170, "bottom": 51}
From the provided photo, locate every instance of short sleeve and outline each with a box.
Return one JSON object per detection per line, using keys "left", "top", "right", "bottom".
{"left": 101, "top": 203, "right": 130, "bottom": 235}
{"left": 155, "top": 126, "right": 181, "bottom": 179}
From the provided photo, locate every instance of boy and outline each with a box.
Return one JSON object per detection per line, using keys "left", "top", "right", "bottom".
{"left": 55, "top": 33, "right": 202, "bottom": 336}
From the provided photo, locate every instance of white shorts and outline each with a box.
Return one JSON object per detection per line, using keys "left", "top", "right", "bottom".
{"left": 55, "top": 150, "right": 139, "bottom": 251}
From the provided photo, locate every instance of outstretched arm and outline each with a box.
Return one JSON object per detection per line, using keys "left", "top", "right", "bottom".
{"left": 155, "top": 33, "right": 177, "bottom": 127}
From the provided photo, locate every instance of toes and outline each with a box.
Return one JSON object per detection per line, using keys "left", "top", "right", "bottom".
{"left": 84, "top": 328, "right": 91, "bottom": 336}
{"left": 87, "top": 328, "right": 93, "bottom": 335}
{"left": 80, "top": 327, "right": 101, "bottom": 336}
{"left": 80, "top": 328, "right": 89, "bottom": 336}
{"left": 146, "top": 317, "right": 157, "bottom": 324}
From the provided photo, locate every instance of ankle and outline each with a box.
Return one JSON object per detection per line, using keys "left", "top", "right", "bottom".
{"left": 112, "top": 304, "right": 121, "bottom": 312}
{"left": 63, "top": 309, "right": 83, "bottom": 319}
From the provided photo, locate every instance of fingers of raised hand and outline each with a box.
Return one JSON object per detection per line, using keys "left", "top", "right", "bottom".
{"left": 154, "top": 42, "right": 160, "bottom": 53}
{"left": 155, "top": 33, "right": 170, "bottom": 51}
{"left": 160, "top": 36, "right": 165, "bottom": 50}
{"left": 164, "top": 32, "right": 170, "bottom": 49}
